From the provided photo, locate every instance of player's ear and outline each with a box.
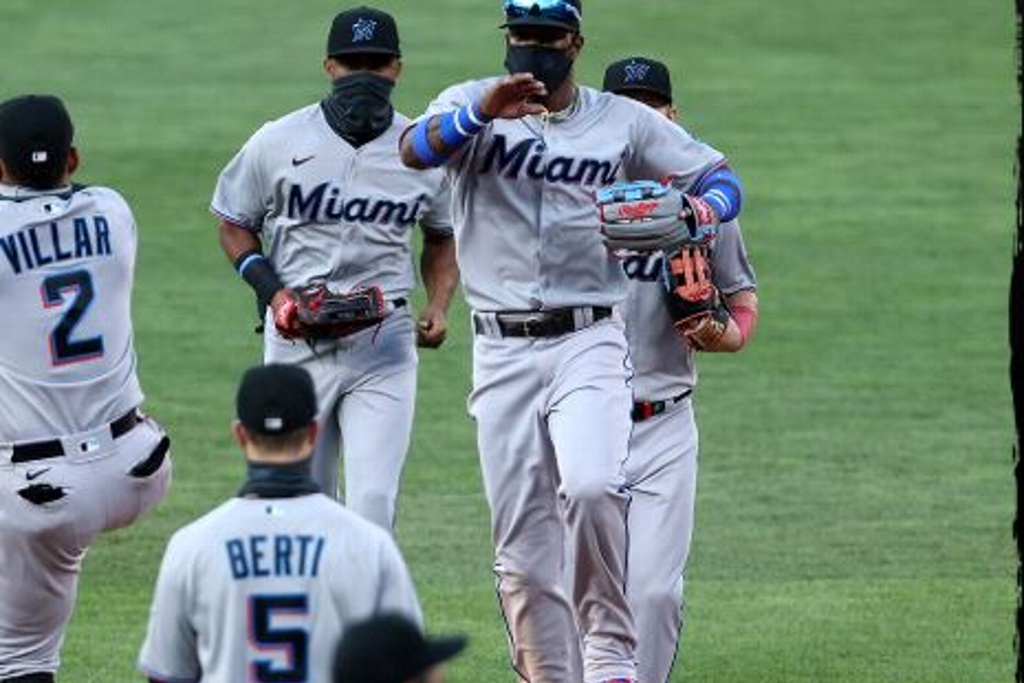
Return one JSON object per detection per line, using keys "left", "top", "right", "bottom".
{"left": 390, "top": 58, "right": 403, "bottom": 81}
{"left": 324, "top": 57, "right": 340, "bottom": 80}
{"left": 232, "top": 420, "right": 248, "bottom": 447}
{"left": 570, "top": 32, "right": 584, "bottom": 55}
{"left": 0, "top": 158, "right": 6, "bottom": 183}
{"left": 67, "top": 147, "right": 79, "bottom": 176}
{"left": 305, "top": 422, "right": 319, "bottom": 449}
{"left": 666, "top": 105, "right": 679, "bottom": 123}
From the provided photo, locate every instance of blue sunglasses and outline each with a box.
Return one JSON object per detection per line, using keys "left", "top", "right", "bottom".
{"left": 502, "top": 0, "right": 581, "bottom": 24}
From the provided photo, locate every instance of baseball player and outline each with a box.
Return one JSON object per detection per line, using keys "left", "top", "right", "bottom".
{"left": 399, "top": 2, "right": 745, "bottom": 682}
{"left": 0, "top": 94, "right": 172, "bottom": 683}
{"left": 333, "top": 613, "right": 467, "bottom": 683}
{"left": 212, "top": 6, "right": 458, "bottom": 530}
{"left": 138, "top": 364, "right": 423, "bottom": 683}
{"left": 603, "top": 57, "right": 759, "bottom": 683}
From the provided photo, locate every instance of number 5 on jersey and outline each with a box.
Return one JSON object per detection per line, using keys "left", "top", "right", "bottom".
{"left": 248, "top": 594, "right": 310, "bottom": 683}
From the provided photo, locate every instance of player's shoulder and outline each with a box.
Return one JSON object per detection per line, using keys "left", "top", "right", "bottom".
{"left": 75, "top": 183, "right": 129, "bottom": 204}
{"left": 584, "top": 87, "right": 663, "bottom": 123}
{"left": 436, "top": 76, "right": 500, "bottom": 105}
{"left": 314, "top": 495, "right": 393, "bottom": 540}
{"left": 162, "top": 498, "right": 242, "bottom": 550}
{"left": 248, "top": 103, "right": 323, "bottom": 144}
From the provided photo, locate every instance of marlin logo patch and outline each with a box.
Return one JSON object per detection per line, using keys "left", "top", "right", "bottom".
{"left": 624, "top": 61, "right": 651, "bottom": 83}
{"left": 352, "top": 18, "right": 377, "bottom": 42}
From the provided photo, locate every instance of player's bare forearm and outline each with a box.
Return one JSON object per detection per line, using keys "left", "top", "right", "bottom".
{"left": 421, "top": 233, "right": 458, "bottom": 310}
{"left": 417, "top": 233, "right": 459, "bottom": 348}
{"left": 399, "top": 118, "right": 438, "bottom": 169}
{"left": 682, "top": 289, "right": 758, "bottom": 352}
{"left": 218, "top": 219, "right": 262, "bottom": 263}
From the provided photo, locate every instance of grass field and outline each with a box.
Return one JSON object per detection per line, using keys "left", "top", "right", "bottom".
{"left": 1, "top": 0, "right": 1018, "bottom": 681}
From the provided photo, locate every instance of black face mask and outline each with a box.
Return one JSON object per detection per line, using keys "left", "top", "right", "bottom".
{"left": 321, "top": 72, "right": 395, "bottom": 147}
{"left": 504, "top": 44, "right": 574, "bottom": 94}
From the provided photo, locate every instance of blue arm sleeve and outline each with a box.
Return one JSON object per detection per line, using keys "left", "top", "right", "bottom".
{"left": 694, "top": 165, "right": 744, "bottom": 223}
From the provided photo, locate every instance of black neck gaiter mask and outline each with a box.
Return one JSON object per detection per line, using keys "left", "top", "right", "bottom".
{"left": 238, "top": 459, "right": 320, "bottom": 499}
{"left": 321, "top": 72, "right": 395, "bottom": 147}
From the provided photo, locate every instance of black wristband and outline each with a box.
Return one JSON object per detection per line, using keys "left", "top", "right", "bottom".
{"left": 234, "top": 250, "right": 284, "bottom": 307}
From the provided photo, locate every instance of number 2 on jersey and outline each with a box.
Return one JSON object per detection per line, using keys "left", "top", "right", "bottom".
{"left": 42, "top": 269, "right": 103, "bottom": 365}
{"left": 249, "top": 594, "right": 310, "bottom": 683}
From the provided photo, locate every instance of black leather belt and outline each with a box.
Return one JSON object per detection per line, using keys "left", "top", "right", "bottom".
{"left": 473, "top": 306, "right": 612, "bottom": 338}
{"left": 632, "top": 389, "right": 693, "bottom": 422}
{"left": 10, "top": 409, "right": 141, "bottom": 463}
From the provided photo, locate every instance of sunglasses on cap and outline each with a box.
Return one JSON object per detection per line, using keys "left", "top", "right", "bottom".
{"left": 502, "top": 0, "right": 581, "bottom": 25}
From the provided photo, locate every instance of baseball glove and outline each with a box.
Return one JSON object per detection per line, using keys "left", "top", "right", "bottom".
{"left": 661, "top": 244, "right": 730, "bottom": 349}
{"left": 597, "top": 179, "right": 719, "bottom": 253}
{"left": 274, "top": 284, "right": 387, "bottom": 340}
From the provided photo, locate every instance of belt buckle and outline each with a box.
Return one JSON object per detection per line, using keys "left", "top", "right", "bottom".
{"left": 518, "top": 315, "right": 546, "bottom": 338}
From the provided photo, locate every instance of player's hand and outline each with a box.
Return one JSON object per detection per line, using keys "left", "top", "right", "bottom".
{"left": 271, "top": 288, "right": 304, "bottom": 339}
{"left": 416, "top": 306, "right": 448, "bottom": 349}
{"left": 479, "top": 74, "right": 548, "bottom": 120}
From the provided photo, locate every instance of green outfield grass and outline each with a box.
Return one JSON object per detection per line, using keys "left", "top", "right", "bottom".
{"left": 1, "top": 0, "right": 1017, "bottom": 681}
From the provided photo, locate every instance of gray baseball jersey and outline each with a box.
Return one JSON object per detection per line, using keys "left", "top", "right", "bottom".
{"left": 422, "top": 80, "right": 724, "bottom": 311}
{"left": 417, "top": 80, "right": 728, "bottom": 683}
{"left": 621, "top": 220, "right": 757, "bottom": 683}
{"left": 211, "top": 104, "right": 452, "bottom": 299}
{"left": 0, "top": 182, "right": 171, "bottom": 680}
{"left": 622, "top": 220, "right": 757, "bottom": 398}
{"left": 138, "top": 493, "right": 422, "bottom": 683}
{"left": 211, "top": 104, "right": 452, "bottom": 524}
{"left": 0, "top": 183, "right": 143, "bottom": 441}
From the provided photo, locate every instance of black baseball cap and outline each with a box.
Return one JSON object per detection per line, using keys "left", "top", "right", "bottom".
{"left": 501, "top": 0, "right": 582, "bottom": 32}
{"left": 333, "top": 614, "right": 467, "bottom": 683}
{"left": 603, "top": 57, "right": 673, "bottom": 104}
{"left": 0, "top": 94, "right": 74, "bottom": 189}
{"left": 327, "top": 6, "right": 401, "bottom": 57}
{"left": 236, "top": 364, "right": 317, "bottom": 436}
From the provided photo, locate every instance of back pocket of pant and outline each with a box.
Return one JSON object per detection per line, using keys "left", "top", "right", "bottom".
{"left": 128, "top": 436, "right": 170, "bottom": 478}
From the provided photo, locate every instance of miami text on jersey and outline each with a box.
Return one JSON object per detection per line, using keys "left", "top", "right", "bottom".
{"left": 478, "top": 134, "right": 622, "bottom": 186}
{"left": 226, "top": 534, "right": 326, "bottom": 580}
{"left": 278, "top": 179, "right": 422, "bottom": 227}
{"left": 1, "top": 215, "right": 112, "bottom": 276}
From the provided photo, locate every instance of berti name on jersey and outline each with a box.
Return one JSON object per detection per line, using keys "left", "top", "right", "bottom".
{"left": 225, "top": 532, "right": 326, "bottom": 580}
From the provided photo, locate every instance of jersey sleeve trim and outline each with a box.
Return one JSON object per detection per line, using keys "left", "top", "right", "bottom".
{"left": 210, "top": 205, "right": 257, "bottom": 232}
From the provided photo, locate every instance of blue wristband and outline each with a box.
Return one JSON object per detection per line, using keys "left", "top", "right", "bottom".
{"left": 695, "top": 166, "right": 743, "bottom": 223}
{"left": 235, "top": 252, "right": 264, "bottom": 276}
{"left": 438, "top": 104, "right": 490, "bottom": 148}
{"left": 412, "top": 120, "right": 448, "bottom": 167}
{"left": 438, "top": 111, "right": 470, "bottom": 148}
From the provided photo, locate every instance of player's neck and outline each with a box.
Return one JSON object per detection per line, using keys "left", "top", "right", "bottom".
{"left": 239, "top": 458, "right": 320, "bottom": 499}
{"left": 543, "top": 80, "right": 578, "bottom": 115}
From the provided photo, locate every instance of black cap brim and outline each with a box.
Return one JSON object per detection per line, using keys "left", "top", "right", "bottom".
{"left": 418, "top": 635, "right": 468, "bottom": 671}
{"left": 609, "top": 84, "right": 672, "bottom": 104}
{"left": 501, "top": 16, "right": 578, "bottom": 31}
{"left": 328, "top": 46, "right": 401, "bottom": 57}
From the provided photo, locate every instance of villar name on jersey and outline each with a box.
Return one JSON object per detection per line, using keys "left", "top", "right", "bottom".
{"left": 1, "top": 214, "right": 112, "bottom": 275}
